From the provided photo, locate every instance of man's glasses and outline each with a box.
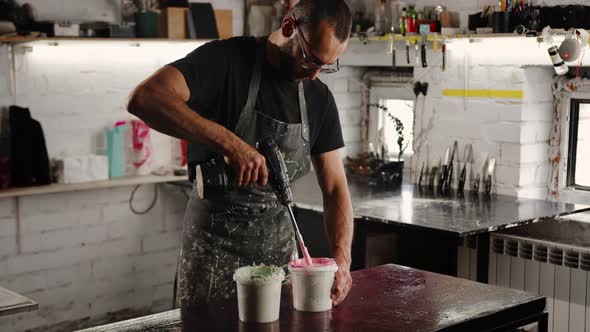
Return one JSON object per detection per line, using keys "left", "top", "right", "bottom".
{"left": 293, "top": 15, "right": 339, "bottom": 74}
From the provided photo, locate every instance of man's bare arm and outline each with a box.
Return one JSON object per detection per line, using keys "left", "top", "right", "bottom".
{"left": 311, "top": 150, "right": 353, "bottom": 304}
{"left": 128, "top": 65, "right": 267, "bottom": 186}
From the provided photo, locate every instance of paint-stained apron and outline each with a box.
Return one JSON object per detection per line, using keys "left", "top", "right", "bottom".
{"left": 177, "top": 40, "right": 311, "bottom": 327}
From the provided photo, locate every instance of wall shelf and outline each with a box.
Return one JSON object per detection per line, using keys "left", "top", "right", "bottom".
{"left": 0, "top": 174, "right": 188, "bottom": 199}
{"left": 0, "top": 286, "right": 38, "bottom": 317}
{"left": 0, "top": 33, "right": 539, "bottom": 44}
{"left": 0, "top": 36, "right": 212, "bottom": 43}
{"left": 0, "top": 33, "right": 567, "bottom": 68}
{"left": 356, "top": 29, "right": 585, "bottom": 43}
{"left": 357, "top": 32, "right": 533, "bottom": 43}
{"left": 0, "top": 32, "right": 562, "bottom": 43}
{"left": 1, "top": 29, "right": 580, "bottom": 44}
{"left": 341, "top": 30, "right": 590, "bottom": 67}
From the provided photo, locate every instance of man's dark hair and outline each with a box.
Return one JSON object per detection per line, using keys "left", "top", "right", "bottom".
{"left": 291, "top": 0, "right": 352, "bottom": 42}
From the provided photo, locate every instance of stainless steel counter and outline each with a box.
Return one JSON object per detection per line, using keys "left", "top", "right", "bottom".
{"left": 496, "top": 215, "right": 590, "bottom": 247}
{"left": 292, "top": 174, "right": 590, "bottom": 237}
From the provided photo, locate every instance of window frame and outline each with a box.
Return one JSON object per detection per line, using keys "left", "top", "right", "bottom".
{"left": 566, "top": 98, "right": 590, "bottom": 191}
{"left": 557, "top": 89, "right": 590, "bottom": 203}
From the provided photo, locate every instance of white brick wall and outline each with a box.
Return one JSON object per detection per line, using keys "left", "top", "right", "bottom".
{"left": 320, "top": 67, "right": 366, "bottom": 158}
{"left": 8, "top": 39, "right": 361, "bottom": 161}
{"left": 11, "top": 40, "right": 202, "bottom": 163}
{"left": 0, "top": 46, "right": 14, "bottom": 107}
{"left": 0, "top": 37, "right": 196, "bottom": 332}
{"left": 0, "top": 185, "right": 187, "bottom": 332}
{"left": 411, "top": 39, "right": 554, "bottom": 199}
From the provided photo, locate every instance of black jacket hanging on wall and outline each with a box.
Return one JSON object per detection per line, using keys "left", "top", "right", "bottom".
{"left": 9, "top": 105, "right": 50, "bottom": 187}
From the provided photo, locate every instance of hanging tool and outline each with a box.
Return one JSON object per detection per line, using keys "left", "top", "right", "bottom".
{"left": 429, "top": 163, "right": 438, "bottom": 188}
{"left": 415, "top": 39, "right": 420, "bottom": 66}
{"left": 458, "top": 144, "right": 472, "bottom": 194}
{"left": 389, "top": 25, "right": 396, "bottom": 70}
{"left": 418, "top": 162, "right": 425, "bottom": 188}
{"left": 438, "top": 147, "right": 450, "bottom": 192}
{"left": 434, "top": 160, "right": 442, "bottom": 190}
{"left": 421, "top": 33, "right": 428, "bottom": 68}
{"left": 196, "top": 137, "right": 313, "bottom": 265}
{"left": 405, "top": 38, "right": 411, "bottom": 64}
{"left": 422, "top": 143, "right": 430, "bottom": 190}
{"left": 484, "top": 158, "right": 496, "bottom": 196}
{"left": 442, "top": 141, "right": 457, "bottom": 194}
{"left": 442, "top": 35, "right": 448, "bottom": 69}
{"left": 472, "top": 152, "right": 488, "bottom": 194}
{"left": 413, "top": 82, "right": 429, "bottom": 96}
{"left": 433, "top": 33, "right": 439, "bottom": 53}
{"left": 472, "top": 173, "right": 480, "bottom": 193}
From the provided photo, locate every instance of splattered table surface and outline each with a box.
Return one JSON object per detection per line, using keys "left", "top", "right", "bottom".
{"left": 77, "top": 264, "right": 546, "bottom": 332}
{"left": 292, "top": 174, "right": 590, "bottom": 236}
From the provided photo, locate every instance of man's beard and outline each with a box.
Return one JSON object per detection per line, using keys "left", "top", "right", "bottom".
{"left": 278, "top": 38, "right": 316, "bottom": 80}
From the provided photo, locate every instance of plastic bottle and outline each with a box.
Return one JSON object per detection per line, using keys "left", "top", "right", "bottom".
{"left": 407, "top": 5, "right": 417, "bottom": 33}
{"left": 400, "top": 7, "right": 407, "bottom": 35}
{"left": 107, "top": 121, "right": 128, "bottom": 178}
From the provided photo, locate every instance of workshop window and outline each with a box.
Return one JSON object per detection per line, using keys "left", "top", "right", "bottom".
{"left": 368, "top": 84, "right": 415, "bottom": 159}
{"left": 567, "top": 99, "right": 590, "bottom": 189}
{"left": 379, "top": 98, "right": 414, "bottom": 156}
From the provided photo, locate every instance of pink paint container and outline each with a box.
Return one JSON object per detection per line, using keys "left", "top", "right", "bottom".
{"left": 288, "top": 258, "right": 338, "bottom": 312}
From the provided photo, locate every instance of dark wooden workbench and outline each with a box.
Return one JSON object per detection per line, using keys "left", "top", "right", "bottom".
{"left": 77, "top": 264, "right": 546, "bottom": 332}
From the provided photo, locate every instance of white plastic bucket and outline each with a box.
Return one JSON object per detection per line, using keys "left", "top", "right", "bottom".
{"left": 288, "top": 258, "right": 338, "bottom": 312}
{"left": 233, "top": 265, "right": 285, "bottom": 323}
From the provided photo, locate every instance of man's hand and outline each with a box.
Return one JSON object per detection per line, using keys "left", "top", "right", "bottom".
{"left": 225, "top": 139, "right": 268, "bottom": 187}
{"left": 331, "top": 251, "right": 352, "bottom": 305}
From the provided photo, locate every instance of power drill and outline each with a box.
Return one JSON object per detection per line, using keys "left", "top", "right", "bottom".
{"left": 195, "top": 137, "right": 311, "bottom": 263}
{"left": 194, "top": 137, "right": 292, "bottom": 205}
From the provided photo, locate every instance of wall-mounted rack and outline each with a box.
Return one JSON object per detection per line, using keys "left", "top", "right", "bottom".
{"left": 0, "top": 174, "right": 187, "bottom": 199}
{"left": 0, "top": 36, "right": 212, "bottom": 43}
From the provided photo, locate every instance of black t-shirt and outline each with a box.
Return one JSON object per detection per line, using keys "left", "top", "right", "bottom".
{"left": 169, "top": 36, "right": 344, "bottom": 155}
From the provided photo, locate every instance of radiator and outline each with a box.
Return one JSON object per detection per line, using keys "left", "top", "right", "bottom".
{"left": 458, "top": 234, "right": 590, "bottom": 332}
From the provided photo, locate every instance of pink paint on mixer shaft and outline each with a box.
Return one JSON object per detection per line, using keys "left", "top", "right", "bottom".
{"left": 300, "top": 241, "right": 313, "bottom": 266}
